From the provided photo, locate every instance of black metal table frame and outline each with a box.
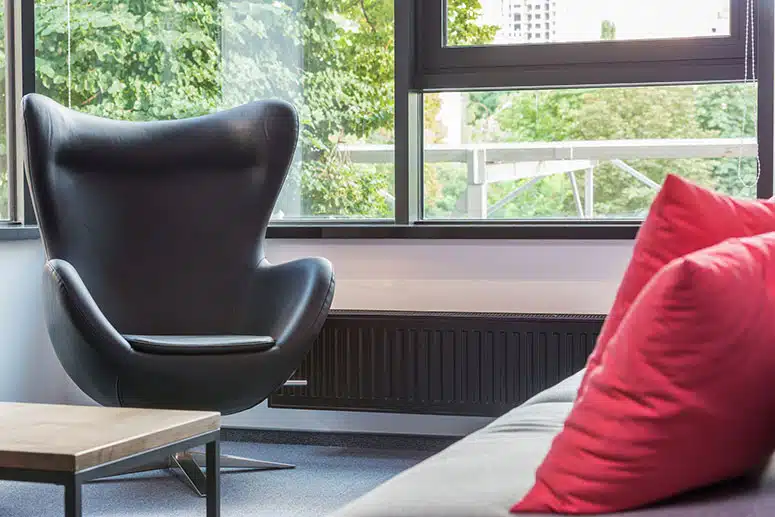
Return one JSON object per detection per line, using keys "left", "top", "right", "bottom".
{"left": 0, "top": 429, "right": 221, "bottom": 517}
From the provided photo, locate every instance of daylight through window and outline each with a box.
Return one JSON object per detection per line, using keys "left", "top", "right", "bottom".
{"left": 10, "top": 0, "right": 769, "bottom": 231}
{"left": 34, "top": 0, "right": 396, "bottom": 221}
{"left": 423, "top": 84, "right": 758, "bottom": 220}
{"left": 447, "top": 0, "right": 732, "bottom": 46}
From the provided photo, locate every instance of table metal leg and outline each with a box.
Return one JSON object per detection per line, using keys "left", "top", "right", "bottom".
{"left": 64, "top": 478, "right": 82, "bottom": 517}
{"left": 206, "top": 439, "right": 220, "bottom": 517}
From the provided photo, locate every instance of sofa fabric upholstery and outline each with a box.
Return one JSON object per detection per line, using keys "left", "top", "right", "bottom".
{"left": 331, "top": 370, "right": 775, "bottom": 517}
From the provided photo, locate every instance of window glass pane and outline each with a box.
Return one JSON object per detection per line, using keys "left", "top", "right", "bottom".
{"left": 35, "top": 0, "right": 395, "bottom": 221}
{"left": 447, "top": 0, "right": 731, "bottom": 47}
{"left": 0, "top": 3, "right": 7, "bottom": 219}
{"left": 423, "top": 84, "right": 758, "bottom": 220}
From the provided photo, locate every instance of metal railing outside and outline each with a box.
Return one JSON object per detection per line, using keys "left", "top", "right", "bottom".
{"left": 336, "top": 137, "right": 758, "bottom": 219}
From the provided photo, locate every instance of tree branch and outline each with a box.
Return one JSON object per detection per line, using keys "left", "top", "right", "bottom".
{"left": 359, "top": 0, "right": 377, "bottom": 34}
{"left": 81, "top": 93, "right": 99, "bottom": 106}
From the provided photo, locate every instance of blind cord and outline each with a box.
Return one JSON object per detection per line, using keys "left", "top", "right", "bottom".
{"left": 738, "top": 0, "right": 760, "bottom": 190}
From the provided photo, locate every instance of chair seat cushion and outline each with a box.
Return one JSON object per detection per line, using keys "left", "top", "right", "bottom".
{"left": 124, "top": 334, "right": 275, "bottom": 355}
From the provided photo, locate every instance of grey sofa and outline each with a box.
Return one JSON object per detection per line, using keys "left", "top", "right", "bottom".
{"left": 332, "top": 369, "right": 775, "bottom": 517}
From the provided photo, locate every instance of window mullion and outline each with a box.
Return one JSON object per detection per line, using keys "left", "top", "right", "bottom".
{"left": 395, "top": 0, "right": 422, "bottom": 224}
{"left": 7, "top": 0, "right": 35, "bottom": 224}
{"left": 757, "top": 0, "right": 774, "bottom": 198}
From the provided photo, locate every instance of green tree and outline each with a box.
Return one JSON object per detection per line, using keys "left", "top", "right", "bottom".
{"left": 31, "top": 1, "right": 758, "bottom": 221}
{"left": 495, "top": 90, "right": 583, "bottom": 143}
{"left": 34, "top": 0, "right": 492, "bottom": 219}
{"left": 423, "top": 16, "right": 757, "bottom": 220}
{"left": 600, "top": 20, "right": 616, "bottom": 40}
{"left": 695, "top": 83, "right": 758, "bottom": 197}
{"left": 572, "top": 87, "right": 716, "bottom": 216}
{"left": 446, "top": 0, "right": 499, "bottom": 46}
{"left": 36, "top": 0, "right": 222, "bottom": 120}
{"left": 480, "top": 86, "right": 719, "bottom": 219}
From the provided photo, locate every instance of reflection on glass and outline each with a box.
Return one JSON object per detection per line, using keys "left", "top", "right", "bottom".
{"left": 447, "top": 0, "right": 731, "bottom": 47}
{"left": 423, "top": 84, "right": 758, "bottom": 220}
{"left": 34, "top": 0, "right": 396, "bottom": 221}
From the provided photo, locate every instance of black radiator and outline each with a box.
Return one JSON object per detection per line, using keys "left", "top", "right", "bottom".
{"left": 269, "top": 310, "right": 605, "bottom": 417}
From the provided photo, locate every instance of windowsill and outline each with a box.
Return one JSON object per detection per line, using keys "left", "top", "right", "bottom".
{"left": 0, "top": 222, "right": 40, "bottom": 241}
{"left": 0, "top": 225, "right": 40, "bottom": 241}
{"left": 0, "top": 223, "right": 640, "bottom": 241}
{"left": 266, "top": 222, "right": 640, "bottom": 239}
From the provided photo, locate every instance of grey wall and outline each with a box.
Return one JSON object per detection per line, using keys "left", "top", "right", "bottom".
{"left": 0, "top": 238, "right": 633, "bottom": 436}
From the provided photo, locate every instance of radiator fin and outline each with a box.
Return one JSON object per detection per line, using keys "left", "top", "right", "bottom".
{"left": 270, "top": 311, "right": 604, "bottom": 417}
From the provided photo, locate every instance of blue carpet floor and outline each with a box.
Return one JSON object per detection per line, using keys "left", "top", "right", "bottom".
{"left": 0, "top": 441, "right": 433, "bottom": 517}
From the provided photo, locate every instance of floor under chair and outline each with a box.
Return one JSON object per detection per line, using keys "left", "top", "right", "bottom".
{"left": 0, "top": 439, "right": 436, "bottom": 517}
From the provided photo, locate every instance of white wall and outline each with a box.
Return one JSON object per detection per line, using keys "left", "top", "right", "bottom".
{"left": 0, "top": 238, "right": 633, "bottom": 436}
{"left": 264, "top": 239, "right": 631, "bottom": 314}
{"left": 225, "top": 239, "right": 633, "bottom": 435}
{"left": 0, "top": 241, "right": 68, "bottom": 404}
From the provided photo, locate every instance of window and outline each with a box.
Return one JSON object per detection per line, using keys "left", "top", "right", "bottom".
{"left": 0, "top": 0, "right": 769, "bottom": 239}
{"left": 413, "top": 0, "right": 770, "bottom": 234}
{"left": 34, "top": 0, "right": 395, "bottom": 222}
{"left": 447, "top": 0, "right": 732, "bottom": 47}
{"left": 0, "top": 2, "right": 7, "bottom": 219}
{"left": 423, "top": 84, "right": 757, "bottom": 220}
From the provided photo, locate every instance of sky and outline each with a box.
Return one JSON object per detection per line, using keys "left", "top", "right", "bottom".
{"left": 479, "top": 0, "right": 731, "bottom": 43}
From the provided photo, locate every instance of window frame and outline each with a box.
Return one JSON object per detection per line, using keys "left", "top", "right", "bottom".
{"left": 4, "top": 0, "right": 36, "bottom": 233}
{"left": 421, "top": 0, "right": 751, "bottom": 90}
{"left": 7, "top": 0, "right": 774, "bottom": 241}
{"left": 399, "top": 0, "right": 774, "bottom": 236}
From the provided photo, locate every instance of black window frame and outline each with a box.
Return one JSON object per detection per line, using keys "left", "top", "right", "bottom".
{"left": 425, "top": 0, "right": 752, "bottom": 89}
{"left": 271, "top": 0, "right": 774, "bottom": 239}
{"left": 1, "top": 0, "right": 37, "bottom": 236}
{"left": 6, "top": 0, "right": 775, "bottom": 241}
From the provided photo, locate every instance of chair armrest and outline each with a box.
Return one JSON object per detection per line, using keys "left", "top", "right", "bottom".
{"left": 44, "top": 259, "right": 133, "bottom": 357}
{"left": 43, "top": 259, "right": 133, "bottom": 405}
{"left": 245, "top": 257, "right": 335, "bottom": 345}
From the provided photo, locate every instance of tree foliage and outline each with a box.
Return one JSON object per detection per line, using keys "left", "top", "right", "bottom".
{"left": 446, "top": 0, "right": 500, "bottom": 46}
{"left": 25, "top": 0, "right": 760, "bottom": 220}
{"left": 32, "top": 0, "right": 490, "bottom": 219}
{"left": 600, "top": 20, "right": 616, "bottom": 40}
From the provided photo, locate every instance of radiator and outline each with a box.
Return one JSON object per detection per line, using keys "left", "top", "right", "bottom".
{"left": 269, "top": 310, "right": 605, "bottom": 417}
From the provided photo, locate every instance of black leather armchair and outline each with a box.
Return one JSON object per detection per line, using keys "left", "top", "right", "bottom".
{"left": 21, "top": 93, "right": 335, "bottom": 494}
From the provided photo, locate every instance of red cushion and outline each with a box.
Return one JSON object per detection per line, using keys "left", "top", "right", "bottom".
{"left": 580, "top": 174, "right": 775, "bottom": 397}
{"left": 512, "top": 233, "right": 775, "bottom": 514}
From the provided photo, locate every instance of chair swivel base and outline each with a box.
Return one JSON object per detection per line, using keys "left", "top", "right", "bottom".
{"left": 99, "top": 451, "right": 294, "bottom": 496}
{"left": 95, "top": 380, "right": 304, "bottom": 496}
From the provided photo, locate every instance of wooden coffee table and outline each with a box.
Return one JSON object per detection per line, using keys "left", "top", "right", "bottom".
{"left": 0, "top": 402, "right": 221, "bottom": 517}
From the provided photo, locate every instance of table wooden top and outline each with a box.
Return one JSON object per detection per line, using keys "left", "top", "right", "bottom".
{"left": 0, "top": 403, "right": 220, "bottom": 473}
